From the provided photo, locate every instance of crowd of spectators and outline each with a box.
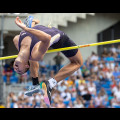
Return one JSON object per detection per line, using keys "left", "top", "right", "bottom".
{"left": 4, "top": 44, "right": 120, "bottom": 108}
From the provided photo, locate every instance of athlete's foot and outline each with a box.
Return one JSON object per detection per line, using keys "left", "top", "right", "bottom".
{"left": 24, "top": 85, "right": 44, "bottom": 97}
{"left": 40, "top": 81, "right": 52, "bottom": 106}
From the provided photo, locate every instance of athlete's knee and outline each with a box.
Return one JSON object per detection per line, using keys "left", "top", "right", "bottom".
{"left": 76, "top": 60, "right": 83, "bottom": 69}
{"left": 79, "top": 57, "right": 83, "bottom": 66}
{"left": 74, "top": 51, "right": 83, "bottom": 67}
{"left": 73, "top": 57, "right": 83, "bottom": 67}
{"left": 70, "top": 59, "right": 83, "bottom": 70}
{"left": 69, "top": 50, "right": 83, "bottom": 68}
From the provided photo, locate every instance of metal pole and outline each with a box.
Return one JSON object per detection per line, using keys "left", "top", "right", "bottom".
{"left": 0, "top": 14, "right": 4, "bottom": 104}
{"left": 0, "top": 15, "right": 4, "bottom": 56}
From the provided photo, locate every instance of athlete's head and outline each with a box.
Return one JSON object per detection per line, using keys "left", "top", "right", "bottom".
{"left": 13, "top": 58, "right": 30, "bottom": 75}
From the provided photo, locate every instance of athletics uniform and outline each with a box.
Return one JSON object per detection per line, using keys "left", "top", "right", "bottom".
{"left": 20, "top": 25, "right": 79, "bottom": 104}
{"left": 18, "top": 25, "right": 78, "bottom": 58}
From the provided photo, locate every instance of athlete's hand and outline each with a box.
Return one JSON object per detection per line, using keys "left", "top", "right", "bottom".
{"left": 15, "top": 17, "right": 26, "bottom": 30}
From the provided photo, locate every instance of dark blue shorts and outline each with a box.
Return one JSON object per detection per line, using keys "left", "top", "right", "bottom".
{"left": 51, "top": 33, "right": 78, "bottom": 58}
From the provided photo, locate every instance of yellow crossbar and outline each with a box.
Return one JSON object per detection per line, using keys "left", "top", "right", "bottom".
{"left": 0, "top": 39, "right": 120, "bottom": 60}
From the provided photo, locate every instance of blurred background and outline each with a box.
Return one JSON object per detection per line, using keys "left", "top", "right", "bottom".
{"left": 0, "top": 13, "right": 120, "bottom": 108}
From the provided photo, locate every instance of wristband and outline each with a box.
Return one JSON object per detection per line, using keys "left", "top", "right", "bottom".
{"left": 32, "top": 77, "right": 39, "bottom": 85}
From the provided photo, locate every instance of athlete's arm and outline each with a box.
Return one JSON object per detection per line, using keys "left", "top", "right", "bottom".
{"left": 15, "top": 17, "right": 51, "bottom": 60}
{"left": 28, "top": 19, "right": 40, "bottom": 79}
{"left": 15, "top": 17, "right": 51, "bottom": 43}
{"left": 13, "top": 35, "right": 19, "bottom": 50}
{"left": 29, "top": 60, "right": 39, "bottom": 78}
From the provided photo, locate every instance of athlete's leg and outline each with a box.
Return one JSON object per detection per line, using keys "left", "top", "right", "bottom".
{"left": 54, "top": 50, "right": 83, "bottom": 82}
{"left": 41, "top": 50, "right": 83, "bottom": 106}
{"left": 41, "top": 33, "right": 83, "bottom": 106}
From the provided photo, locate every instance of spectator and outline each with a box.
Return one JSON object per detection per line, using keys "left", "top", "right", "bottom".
{"left": 98, "top": 59, "right": 104, "bottom": 69}
{"left": 102, "top": 63, "right": 109, "bottom": 73}
{"left": 113, "top": 52, "right": 118, "bottom": 62}
{"left": 78, "top": 79, "right": 86, "bottom": 96}
{"left": 96, "top": 102, "right": 105, "bottom": 108}
{"left": 13, "top": 100, "right": 19, "bottom": 108}
{"left": 89, "top": 52, "right": 99, "bottom": 64}
{"left": 53, "top": 52, "right": 64, "bottom": 73}
{"left": 87, "top": 79, "right": 96, "bottom": 96}
{"left": 67, "top": 101, "right": 74, "bottom": 108}
{"left": 66, "top": 76, "right": 75, "bottom": 88}
{"left": 114, "top": 85, "right": 120, "bottom": 103}
{"left": 18, "top": 88, "right": 27, "bottom": 98}
{"left": 35, "top": 94, "right": 44, "bottom": 106}
{"left": 99, "top": 87, "right": 108, "bottom": 101}
{"left": 98, "top": 70, "right": 106, "bottom": 82}
{"left": 23, "top": 97, "right": 32, "bottom": 108}
{"left": 49, "top": 70, "right": 55, "bottom": 79}
{"left": 56, "top": 98, "right": 66, "bottom": 108}
{"left": 88, "top": 99, "right": 95, "bottom": 108}
{"left": 27, "top": 96, "right": 34, "bottom": 106}
{"left": 57, "top": 81, "right": 67, "bottom": 93}
{"left": 39, "top": 60, "right": 47, "bottom": 75}
{"left": 111, "top": 76, "right": 118, "bottom": 94}
{"left": 90, "top": 74, "right": 98, "bottom": 81}
{"left": 101, "top": 48, "right": 108, "bottom": 57}
{"left": 3, "top": 67, "right": 13, "bottom": 84}
{"left": 40, "top": 102, "right": 48, "bottom": 108}
{"left": 110, "top": 45, "right": 117, "bottom": 54}
{"left": 18, "top": 92, "right": 25, "bottom": 102}
{"left": 75, "top": 76, "right": 84, "bottom": 89}
{"left": 71, "top": 91, "right": 77, "bottom": 104}
{"left": 53, "top": 93, "right": 61, "bottom": 105}
{"left": 60, "top": 88, "right": 71, "bottom": 105}
{"left": 51, "top": 103, "right": 57, "bottom": 108}
{"left": 81, "top": 65, "right": 90, "bottom": 78}
{"left": 72, "top": 68, "right": 83, "bottom": 78}
{"left": 31, "top": 99, "right": 39, "bottom": 108}
{"left": 111, "top": 95, "right": 120, "bottom": 108}
{"left": 94, "top": 93, "right": 103, "bottom": 107}
{"left": 92, "top": 60, "right": 99, "bottom": 73}
{"left": 6, "top": 92, "right": 18, "bottom": 108}
{"left": 105, "top": 53, "right": 114, "bottom": 62}
{"left": 81, "top": 87, "right": 92, "bottom": 104}
{"left": 9, "top": 61, "right": 14, "bottom": 72}
{"left": 106, "top": 69, "right": 113, "bottom": 80}
{"left": 73, "top": 98, "right": 84, "bottom": 108}
{"left": 106, "top": 61, "right": 115, "bottom": 71}
{"left": 117, "top": 53, "right": 120, "bottom": 65}
{"left": 113, "top": 67, "right": 120, "bottom": 80}
{"left": 116, "top": 45, "right": 120, "bottom": 54}
{"left": 41, "top": 74, "right": 47, "bottom": 81}
{"left": 102, "top": 96, "right": 110, "bottom": 108}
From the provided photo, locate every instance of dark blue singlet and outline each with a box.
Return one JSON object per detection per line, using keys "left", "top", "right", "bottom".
{"left": 18, "top": 25, "right": 78, "bottom": 58}
{"left": 18, "top": 25, "right": 63, "bottom": 57}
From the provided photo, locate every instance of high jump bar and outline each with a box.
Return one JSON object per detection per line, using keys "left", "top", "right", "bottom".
{"left": 0, "top": 39, "right": 120, "bottom": 60}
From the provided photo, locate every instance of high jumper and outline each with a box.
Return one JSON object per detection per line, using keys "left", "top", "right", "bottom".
{"left": 12, "top": 15, "right": 84, "bottom": 106}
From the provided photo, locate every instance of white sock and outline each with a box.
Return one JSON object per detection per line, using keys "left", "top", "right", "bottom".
{"left": 48, "top": 78, "right": 57, "bottom": 89}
